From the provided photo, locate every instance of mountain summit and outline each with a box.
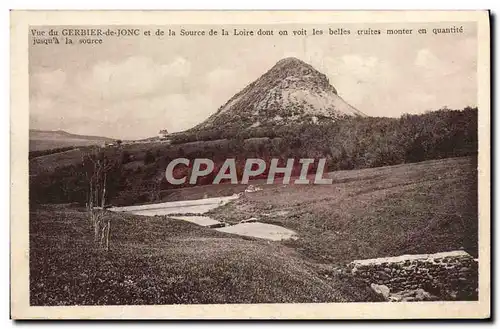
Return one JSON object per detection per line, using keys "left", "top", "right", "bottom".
{"left": 195, "top": 57, "right": 365, "bottom": 131}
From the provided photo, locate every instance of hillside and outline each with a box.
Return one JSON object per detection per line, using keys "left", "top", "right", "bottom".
{"left": 29, "top": 129, "right": 115, "bottom": 152}
{"left": 192, "top": 57, "right": 364, "bottom": 134}
{"left": 210, "top": 156, "right": 478, "bottom": 263}
{"left": 28, "top": 108, "right": 478, "bottom": 206}
{"left": 30, "top": 204, "right": 379, "bottom": 305}
{"left": 29, "top": 156, "right": 476, "bottom": 305}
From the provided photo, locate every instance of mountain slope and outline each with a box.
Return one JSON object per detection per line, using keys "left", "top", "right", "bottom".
{"left": 195, "top": 57, "right": 365, "bottom": 131}
{"left": 29, "top": 129, "right": 115, "bottom": 151}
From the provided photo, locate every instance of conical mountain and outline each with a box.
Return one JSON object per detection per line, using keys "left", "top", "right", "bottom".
{"left": 196, "top": 57, "right": 365, "bottom": 130}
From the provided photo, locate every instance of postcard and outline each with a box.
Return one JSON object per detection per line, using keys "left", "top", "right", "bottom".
{"left": 10, "top": 10, "right": 490, "bottom": 319}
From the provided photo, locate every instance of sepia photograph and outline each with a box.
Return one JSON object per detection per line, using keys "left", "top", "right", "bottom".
{"left": 11, "top": 10, "right": 490, "bottom": 319}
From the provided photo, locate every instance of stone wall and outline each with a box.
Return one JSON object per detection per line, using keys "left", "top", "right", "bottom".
{"left": 347, "top": 251, "right": 478, "bottom": 302}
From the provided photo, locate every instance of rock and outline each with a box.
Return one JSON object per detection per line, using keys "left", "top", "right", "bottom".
{"left": 371, "top": 283, "right": 390, "bottom": 300}
{"left": 397, "top": 290, "right": 415, "bottom": 298}
{"left": 348, "top": 252, "right": 478, "bottom": 302}
{"left": 244, "top": 185, "right": 263, "bottom": 193}
{"left": 414, "top": 289, "right": 432, "bottom": 301}
{"left": 402, "top": 296, "right": 417, "bottom": 302}
{"left": 389, "top": 295, "right": 403, "bottom": 302}
{"left": 376, "top": 270, "right": 391, "bottom": 279}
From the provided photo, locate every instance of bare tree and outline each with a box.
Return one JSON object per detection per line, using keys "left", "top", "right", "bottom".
{"left": 82, "top": 148, "right": 114, "bottom": 251}
{"left": 148, "top": 170, "right": 164, "bottom": 203}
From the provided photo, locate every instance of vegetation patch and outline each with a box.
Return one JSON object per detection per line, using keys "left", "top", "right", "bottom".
{"left": 30, "top": 205, "right": 380, "bottom": 305}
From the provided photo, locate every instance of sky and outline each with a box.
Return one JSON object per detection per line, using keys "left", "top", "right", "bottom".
{"left": 29, "top": 23, "right": 477, "bottom": 139}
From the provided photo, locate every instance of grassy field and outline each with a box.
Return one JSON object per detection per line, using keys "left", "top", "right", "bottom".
{"left": 29, "top": 156, "right": 477, "bottom": 305}
{"left": 210, "top": 156, "right": 478, "bottom": 263}
{"left": 29, "top": 148, "right": 87, "bottom": 175}
{"left": 30, "top": 204, "right": 379, "bottom": 305}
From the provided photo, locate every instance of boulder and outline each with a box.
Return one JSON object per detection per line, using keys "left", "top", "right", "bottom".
{"left": 371, "top": 283, "right": 390, "bottom": 300}
{"left": 414, "top": 289, "right": 432, "bottom": 301}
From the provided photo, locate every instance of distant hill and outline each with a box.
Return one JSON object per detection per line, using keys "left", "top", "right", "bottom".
{"left": 29, "top": 129, "right": 115, "bottom": 151}
{"left": 193, "top": 57, "right": 365, "bottom": 134}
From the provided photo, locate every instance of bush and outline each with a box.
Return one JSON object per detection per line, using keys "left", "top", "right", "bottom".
{"left": 144, "top": 150, "right": 156, "bottom": 165}
{"left": 121, "top": 151, "right": 131, "bottom": 164}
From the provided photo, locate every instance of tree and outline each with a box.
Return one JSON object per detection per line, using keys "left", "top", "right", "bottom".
{"left": 82, "top": 148, "right": 115, "bottom": 251}
{"left": 120, "top": 150, "right": 131, "bottom": 164}
{"left": 147, "top": 170, "right": 165, "bottom": 202}
{"left": 144, "top": 150, "right": 156, "bottom": 165}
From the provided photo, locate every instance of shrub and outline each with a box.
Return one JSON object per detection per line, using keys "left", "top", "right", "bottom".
{"left": 144, "top": 150, "right": 156, "bottom": 165}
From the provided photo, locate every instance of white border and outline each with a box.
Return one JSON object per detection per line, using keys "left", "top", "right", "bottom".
{"left": 9, "top": 9, "right": 491, "bottom": 320}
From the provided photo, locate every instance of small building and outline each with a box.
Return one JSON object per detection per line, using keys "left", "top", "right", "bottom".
{"left": 158, "top": 129, "right": 169, "bottom": 139}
